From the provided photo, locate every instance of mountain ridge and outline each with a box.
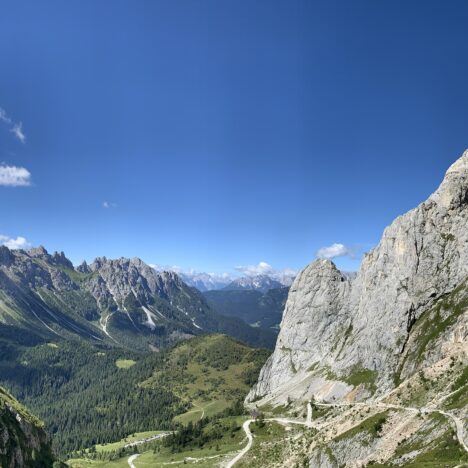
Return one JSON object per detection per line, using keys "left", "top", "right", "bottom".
{"left": 0, "top": 248, "right": 276, "bottom": 350}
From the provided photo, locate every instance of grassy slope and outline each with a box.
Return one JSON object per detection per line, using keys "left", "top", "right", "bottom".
{"left": 69, "top": 416, "right": 248, "bottom": 468}
{"left": 67, "top": 335, "right": 270, "bottom": 467}
{"left": 141, "top": 334, "right": 270, "bottom": 423}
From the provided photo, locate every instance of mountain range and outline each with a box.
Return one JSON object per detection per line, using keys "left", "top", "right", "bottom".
{"left": 222, "top": 275, "right": 285, "bottom": 293}
{"left": 0, "top": 248, "right": 275, "bottom": 350}
{"left": 177, "top": 271, "right": 295, "bottom": 292}
{"left": 177, "top": 271, "right": 233, "bottom": 292}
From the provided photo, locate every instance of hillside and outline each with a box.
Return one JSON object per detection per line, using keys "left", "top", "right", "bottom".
{"left": 142, "top": 334, "right": 270, "bottom": 422}
{"left": 0, "top": 333, "right": 268, "bottom": 459}
{"left": 0, "top": 386, "right": 55, "bottom": 467}
{"left": 66, "top": 335, "right": 270, "bottom": 467}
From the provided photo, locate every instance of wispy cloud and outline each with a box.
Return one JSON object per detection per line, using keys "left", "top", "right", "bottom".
{"left": 0, "top": 107, "right": 26, "bottom": 143}
{"left": 0, "top": 164, "right": 32, "bottom": 187}
{"left": 10, "top": 122, "right": 26, "bottom": 143}
{"left": 316, "top": 243, "right": 354, "bottom": 260}
{"left": 102, "top": 201, "right": 117, "bottom": 209}
{"left": 0, "top": 234, "right": 31, "bottom": 250}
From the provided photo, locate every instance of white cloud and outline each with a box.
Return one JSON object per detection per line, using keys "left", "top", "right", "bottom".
{"left": 235, "top": 261, "right": 297, "bottom": 284}
{"left": 10, "top": 122, "right": 26, "bottom": 143}
{"left": 102, "top": 201, "right": 117, "bottom": 209}
{"left": 0, "top": 235, "right": 31, "bottom": 250}
{"left": 0, "top": 107, "right": 26, "bottom": 143}
{"left": 235, "top": 261, "right": 274, "bottom": 277}
{"left": 316, "top": 243, "right": 353, "bottom": 259}
{"left": 0, "top": 164, "right": 32, "bottom": 187}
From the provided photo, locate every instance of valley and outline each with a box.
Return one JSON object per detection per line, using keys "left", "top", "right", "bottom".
{"left": 0, "top": 152, "right": 467, "bottom": 467}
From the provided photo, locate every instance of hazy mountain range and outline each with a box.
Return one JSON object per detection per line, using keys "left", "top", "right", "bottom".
{"left": 151, "top": 267, "right": 296, "bottom": 292}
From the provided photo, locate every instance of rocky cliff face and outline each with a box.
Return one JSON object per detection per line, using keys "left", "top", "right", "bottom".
{"left": 248, "top": 150, "right": 468, "bottom": 404}
{"left": 0, "top": 387, "right": 54, "bottom": 467}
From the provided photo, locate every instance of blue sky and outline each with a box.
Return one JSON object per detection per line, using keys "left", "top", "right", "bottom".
{"left": 1, "top": 0, "right": 468, "bottom": 277}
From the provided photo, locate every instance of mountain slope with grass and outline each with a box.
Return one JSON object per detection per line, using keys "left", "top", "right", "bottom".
{"left": 0, "top": 332, "right": 269, "bottom": 460}
{"left": 142, "top": 334, "right": 270, "bottom": 424}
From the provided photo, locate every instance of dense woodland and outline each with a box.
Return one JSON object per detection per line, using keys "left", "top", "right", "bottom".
{"left": 0, "top": 333, "right": 182, "bottom": 454}
{"left": 0, "top": 325, "right": 268, "bottom": 457}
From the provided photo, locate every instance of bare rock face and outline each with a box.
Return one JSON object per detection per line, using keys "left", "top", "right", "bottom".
{"left": 248, "top": 150, "right": 468, "bottom": 404}
{"left": 86, "top": 257, "right": 159, "bottom": 308}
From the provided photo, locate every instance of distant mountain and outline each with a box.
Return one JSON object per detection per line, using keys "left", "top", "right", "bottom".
{"left": 223, "top": 274, "right": 284, "bottom": 293}
{"left": 204, "top": 286, "right": 289, "bottom": 331}
{"left": 0, "top": 247, "right": 276, "bottom": 350}
{"left": 178, "top": 271, "right": 232, "bottom": 292}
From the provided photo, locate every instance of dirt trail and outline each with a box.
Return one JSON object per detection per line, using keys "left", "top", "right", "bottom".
{"left": 226, "top": 391, "right": 467, "bottom": 467}
{"left": 128, "top": 454, "right": 140, "bottom": 468}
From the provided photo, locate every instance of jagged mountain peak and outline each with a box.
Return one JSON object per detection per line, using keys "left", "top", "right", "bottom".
{"left": 0, "top": 245, "right": 13, "bottom": 265}
{"left": 77, "top": 260, "right": 91, "bottom": 273}
{"left": 27, "top": 245, "right": 49, "bottom": 257}
{"left": 50, "top": 251, "right": 74, "bottom": 269}
{"left": 429, "top": 149, "right": 468, "bottom": 209}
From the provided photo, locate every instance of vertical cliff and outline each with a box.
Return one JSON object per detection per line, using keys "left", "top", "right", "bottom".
{"left": 248, "top": 150, "right": 468, "bottom": 405}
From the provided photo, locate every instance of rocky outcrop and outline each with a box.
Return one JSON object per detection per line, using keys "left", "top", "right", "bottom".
{"left": 248, "top": 150, "right": 468, "bottom": 404}
{"left": 0, "top": 387, "right": 55, "bottom": 467}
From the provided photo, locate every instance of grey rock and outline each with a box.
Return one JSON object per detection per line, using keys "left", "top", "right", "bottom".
{"left": 248, "top": 150, "right": 468, "bottom": 403}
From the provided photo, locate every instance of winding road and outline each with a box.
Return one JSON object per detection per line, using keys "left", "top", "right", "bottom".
{"left": 124, "top": 432, "right": 171, "bottom": 449}
{"left": 127, "top": 454, "right": 140, "bottom": 468}
{"left": 225, "top": 398, "right": 467, "bottom": 467}
{"left": 225, "top": 419, "right": 254, "bottom": 468}
{"left": 225, "top": 404, "right": 316, "bottom": 468}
